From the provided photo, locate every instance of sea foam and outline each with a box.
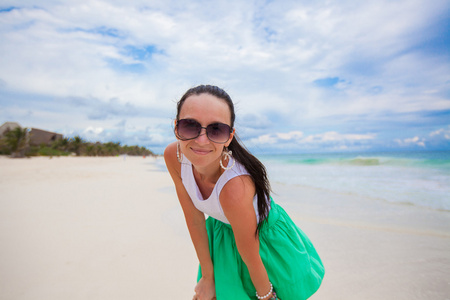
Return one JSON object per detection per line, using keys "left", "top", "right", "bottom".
{"left": 259, "top": 151, "right": 450, "bottom": 211}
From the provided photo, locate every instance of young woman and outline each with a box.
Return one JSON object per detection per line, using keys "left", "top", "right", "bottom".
{"left": 164, "top": 85, "right": 324, "bottom": 300}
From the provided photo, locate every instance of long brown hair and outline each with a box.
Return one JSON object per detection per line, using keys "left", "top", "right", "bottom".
{"left": 176, "top": 85, "right": 271, "bottom": 233}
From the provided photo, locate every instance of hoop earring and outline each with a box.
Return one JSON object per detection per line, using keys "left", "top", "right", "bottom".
{"left": 176, "top": 142, "right": 183, "bottom": 163}
{"left": 220, "top": 148, "right": 235, "bottom": 170}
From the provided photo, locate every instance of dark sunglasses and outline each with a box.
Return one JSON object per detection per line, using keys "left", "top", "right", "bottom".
{"left": 175, "top": 119, "right": 232, "bottom": 143}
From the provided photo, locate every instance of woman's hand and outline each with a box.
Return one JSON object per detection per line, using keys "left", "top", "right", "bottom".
{"left": 193, "top": 276, "right": 216, "bottom": 300}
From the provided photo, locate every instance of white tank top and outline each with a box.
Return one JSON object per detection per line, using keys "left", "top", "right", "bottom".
{"left": 180, "top": 155, "right": 260, "bottom": 224}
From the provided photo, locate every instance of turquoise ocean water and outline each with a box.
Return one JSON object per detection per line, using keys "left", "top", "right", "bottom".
{"left": 257, "top": 151, "right": 450, "bottom": 211}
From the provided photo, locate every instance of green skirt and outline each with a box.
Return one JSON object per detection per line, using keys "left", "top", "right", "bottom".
{"left": 197, "top": 201, "right": 325, "bottom": 300}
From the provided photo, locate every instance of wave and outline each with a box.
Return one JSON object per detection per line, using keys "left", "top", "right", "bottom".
{"left": 259, "top": 151, "right": 450, "bottom": 211}
{"left": 347, "top": 158, "right": 380, "bottom": 166}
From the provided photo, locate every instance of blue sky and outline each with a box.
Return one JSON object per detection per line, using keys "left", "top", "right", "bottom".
{"left": 0, "top": 0, "right": 449, "bottom": 154}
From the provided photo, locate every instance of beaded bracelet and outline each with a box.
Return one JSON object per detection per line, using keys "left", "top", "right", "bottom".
{"left": 256, "top": 282, "right": 272, "bottom": 299}
{"left": 256, "top": 282, "right": 275, "bottom": 300}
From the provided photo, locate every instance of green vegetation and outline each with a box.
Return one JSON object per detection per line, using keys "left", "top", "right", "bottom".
{"left": 2, "top": 127, "right": 29, "bottom": 158}
{"left": 0, "top": 132, "right": 155, "bottom": 158}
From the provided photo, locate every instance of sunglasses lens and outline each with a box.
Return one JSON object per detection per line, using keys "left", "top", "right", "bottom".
{"left": 176, "top": 119, "right": 231, "bottom": 143}
{"left": 206, "top": 123, "right": 231, "bottom": 143}
{"left": 177, "top": 119, "right": 201, "bottom": 140}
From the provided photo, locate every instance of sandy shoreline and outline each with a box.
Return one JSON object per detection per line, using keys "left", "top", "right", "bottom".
{"left": 1, "top": 156, "right": 449, "bottom": 299}
{"left": 0, "top": 156, "right": 198, "bottom": 299}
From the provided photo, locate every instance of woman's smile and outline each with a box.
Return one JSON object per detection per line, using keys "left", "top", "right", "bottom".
{"left": 191, "top": 147, "right": 213, "bottom": 155}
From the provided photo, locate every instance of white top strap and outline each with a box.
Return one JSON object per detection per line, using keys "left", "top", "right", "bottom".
{"left": 180, "top": 155, "right": 260, "bottom": 224}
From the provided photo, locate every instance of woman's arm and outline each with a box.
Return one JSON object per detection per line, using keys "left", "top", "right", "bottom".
{"left": 220, "top": 176, "right": 273, "bottom": 299}
{"left": 164, "top": 142, "right": 215, "bottom": 298}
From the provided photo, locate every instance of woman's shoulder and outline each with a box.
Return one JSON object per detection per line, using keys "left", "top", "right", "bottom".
{"left": 164, "top": 142, "right": 181, "bottom": 177}
{"left": 220, "top": 173, "right": 255, "bottom": 205}
{"left": 163, "top": 142, "right": 177, "bottom": 163}
{"left": 164, "top": 141, "right": 177, "bottom": 157}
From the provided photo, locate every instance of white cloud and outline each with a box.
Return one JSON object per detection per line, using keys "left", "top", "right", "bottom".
{"left": 430, "top": 127, "right": 450, "bottom": 140}
{"left": 304, "top": 132, "right": 375, "bottom": 142}
{"left": 277, "top": 131, "right": 304, "bottom": 140}
{"left": 395, "top": 136, "right": 426, "bottom": 147}
{"left": 250, "top": 131, "right": 304, "bottom": 144}
{"left": 247, "top": 130, "right": 375, "bottom": 150}
{"left": 251, "top": 134, "right": 277, "bottom": 145}
{"left": 392, "top": 126, "right": 450, "bottom": 149}
{"left": 84, "top": 126, "right": 104, "bottom": 135}
{"left": 0, "top": 0, "right": 449, "bottom": 153}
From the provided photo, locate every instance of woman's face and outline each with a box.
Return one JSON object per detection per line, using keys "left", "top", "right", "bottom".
{"left": 177, "top": 93, "right": 234, "bottom": 169}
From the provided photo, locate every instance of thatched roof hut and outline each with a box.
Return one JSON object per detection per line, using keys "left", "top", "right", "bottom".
{"left": 0, "top": 122, "right": 21, "bottom": 137}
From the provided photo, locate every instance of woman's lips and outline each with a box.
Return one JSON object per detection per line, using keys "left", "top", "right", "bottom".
{"left": 191, "top": 148, "right": 212, "bottom": 155}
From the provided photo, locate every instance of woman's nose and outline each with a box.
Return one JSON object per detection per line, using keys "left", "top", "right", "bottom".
{"left": 195, "top": 128, "right": 210, "bottom": 144}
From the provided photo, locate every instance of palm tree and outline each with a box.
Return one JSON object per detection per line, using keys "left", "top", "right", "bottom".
{"left": 104, "top": 142, "right": 121, "bottom": 156}
{"left": 69, "top": 136, "right": 84, "bottom": 156}
{"left": 52, "top": 137, "right": 70, "bottom": 152}
{"left": 5, "top": 127, "right": 29, "bottom": 158}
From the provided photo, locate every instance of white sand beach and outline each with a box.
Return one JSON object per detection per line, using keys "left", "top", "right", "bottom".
{"left": 1, "top": 156, "right": 449, "bottom": 299}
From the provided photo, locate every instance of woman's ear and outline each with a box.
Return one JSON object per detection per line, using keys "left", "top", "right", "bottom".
{"left": 226, "top": 128, "right": 236, "bottom": 147}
